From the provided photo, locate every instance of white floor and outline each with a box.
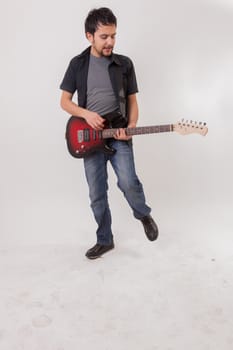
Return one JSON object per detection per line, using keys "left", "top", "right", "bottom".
{"left": 1, "top": 216, "right": 232, "bottom": 350}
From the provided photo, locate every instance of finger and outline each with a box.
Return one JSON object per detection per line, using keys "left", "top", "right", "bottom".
{"left": 113, "top": 129, "right": 119, "bottom": 139}
{"left": 121, "top": 129, "right": 126, "bottom": 137}
{"left": 120, "top": 129, "right": 127, "bottom": 138}
{"left": 97, "top": 116, "right": 105, "bottom": 124}
{"left": 96, "top": 118, "right": 105, "bottom": 128}
{"left": 92, "top": 122, "right": 101, "bottom": 130}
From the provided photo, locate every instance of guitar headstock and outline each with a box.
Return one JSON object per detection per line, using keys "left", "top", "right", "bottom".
{"left": 173, "top": 119, "right": 208, "bottom": 136}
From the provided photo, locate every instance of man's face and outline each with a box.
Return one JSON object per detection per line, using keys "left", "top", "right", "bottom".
{"left": 86, "top": 24, "right": 116, "bottom": 57}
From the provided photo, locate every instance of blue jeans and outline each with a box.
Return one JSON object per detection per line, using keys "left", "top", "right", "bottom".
{"left": 83, "top": 140, "right": 151, "bottom": 245}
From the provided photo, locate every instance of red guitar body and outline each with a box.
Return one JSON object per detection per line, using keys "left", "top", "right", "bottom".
{"left": 65, "top": 116, "right": 115, "bottom": 158}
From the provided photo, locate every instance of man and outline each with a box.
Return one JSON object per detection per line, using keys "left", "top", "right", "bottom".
{"left": 60, "top": 7, "right": 158, "bottom": 259}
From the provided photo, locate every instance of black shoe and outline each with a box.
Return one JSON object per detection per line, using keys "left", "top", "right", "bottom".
{"left": 85, "top": 242, "right": 114, "bottom": 259}
{"left": 140, "top": 215, "right": 159, "bottom": 241}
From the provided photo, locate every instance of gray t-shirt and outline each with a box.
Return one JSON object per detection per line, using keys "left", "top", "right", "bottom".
{"left": 86, "top": 54, "right": 118, "bottom": 116}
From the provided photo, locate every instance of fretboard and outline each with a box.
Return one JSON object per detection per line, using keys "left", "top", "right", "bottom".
{"left": 102, "top": 124, "right": 173, "bottom": 139}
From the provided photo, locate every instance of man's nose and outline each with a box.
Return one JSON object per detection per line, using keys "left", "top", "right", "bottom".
{"left": 106, "top": 37, "right": 114, "bottom": 46}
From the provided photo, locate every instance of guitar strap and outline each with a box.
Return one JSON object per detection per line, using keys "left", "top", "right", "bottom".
{"left": 115, "top": 67, "right": 126, "bottom": 120}
{"left": 119, "top": 90, "right": 126, "bottom": 120}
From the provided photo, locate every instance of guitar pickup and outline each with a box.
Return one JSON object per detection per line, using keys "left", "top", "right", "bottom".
{"left": 77, "top": 130, "right": 83, "bottom": 143}
{"left": 77, "top": 129, "right": 90, "bottom": 143}
{"left": 84, "top": 129, "right": 90, "bottom": 142}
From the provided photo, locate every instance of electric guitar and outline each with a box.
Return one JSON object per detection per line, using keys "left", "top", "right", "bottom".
{"left": 65, "top": 116, "right": 208, "bottom": 158}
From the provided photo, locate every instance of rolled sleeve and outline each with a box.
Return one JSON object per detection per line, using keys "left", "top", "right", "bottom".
{"left": 60, "top": 59, "right": 76, "bottom": 93}
{"left": 126, "top": 59, "right": 138, "bottom": 95}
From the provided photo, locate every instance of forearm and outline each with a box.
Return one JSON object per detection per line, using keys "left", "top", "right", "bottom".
{"left": 60, "top": 97, "right": 87, "bottom": 118}
{"left": 114, "top": 94, "right": 139, "bottom": 140}
{"left": 60, "top": 90, "right": 105, "bottom": 129}
{"left": 127, "top": 94, "right": 139, "bottom": 127}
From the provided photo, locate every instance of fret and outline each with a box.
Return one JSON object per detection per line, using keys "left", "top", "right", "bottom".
{"left": 102, "top": 124, "right": 172, "bottom": 139}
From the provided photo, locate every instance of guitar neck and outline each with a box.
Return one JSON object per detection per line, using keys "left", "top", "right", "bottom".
{"left": 102, "top": 124, "right": 174, "bottom": 139}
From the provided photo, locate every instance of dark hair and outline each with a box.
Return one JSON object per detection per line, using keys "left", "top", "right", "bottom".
{"left": 85, "top": 7, "right": 117, "bottom": 34}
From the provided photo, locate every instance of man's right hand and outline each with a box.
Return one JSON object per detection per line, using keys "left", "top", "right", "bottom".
{"left": 84, "top": 111, "right": 105, "bottom": 130}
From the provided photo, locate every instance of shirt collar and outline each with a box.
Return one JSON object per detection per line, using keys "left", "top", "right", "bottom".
{"left": 109, "top": 53, "right": 122, "bottom": 66}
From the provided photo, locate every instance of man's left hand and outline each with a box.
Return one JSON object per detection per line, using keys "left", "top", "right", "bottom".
{"left": 114, "top": 128, "right": 132, "bottom": 140}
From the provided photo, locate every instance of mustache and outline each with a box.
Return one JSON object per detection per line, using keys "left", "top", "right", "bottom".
{"left": 103, "top": 46, "right": 113, "bottom": 49}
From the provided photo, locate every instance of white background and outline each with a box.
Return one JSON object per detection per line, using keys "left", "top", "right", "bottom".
{"left": 0, "top": 0, "right": 233, "bottom": 349}
{"left": 1, "top": 0, "right": 233, "bottom": 244}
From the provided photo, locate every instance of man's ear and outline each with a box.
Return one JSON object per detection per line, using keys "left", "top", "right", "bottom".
{"left": 86, "top": 32, "right": 94, "bottom": 43}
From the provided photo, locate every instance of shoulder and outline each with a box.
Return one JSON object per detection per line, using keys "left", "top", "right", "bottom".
{"left": 113, "top": 53, "right": 134, "bottom": 69}
{"left": 68, "top": 47, "right": 91, "bottom": 68}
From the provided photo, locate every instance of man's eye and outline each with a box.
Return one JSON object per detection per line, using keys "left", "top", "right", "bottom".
{"left": 100, "top": 35, "right": 116, "bottom": 40}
